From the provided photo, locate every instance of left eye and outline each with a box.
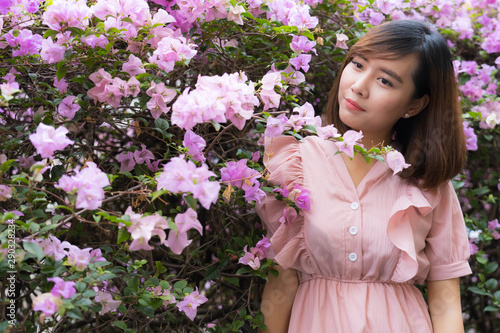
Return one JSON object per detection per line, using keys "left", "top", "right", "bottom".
{"left": 379, "top": 78, "right": 392, "bottom": 86}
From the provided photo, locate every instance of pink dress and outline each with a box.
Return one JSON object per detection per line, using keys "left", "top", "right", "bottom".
{"left": 256, "top": 136, "right": 471, "bottom": 333}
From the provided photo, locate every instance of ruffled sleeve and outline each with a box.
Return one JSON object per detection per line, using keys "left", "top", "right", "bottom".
{"left": 387, "top": 181, "right": 472, "bottom": 283}
{"left": 255, "top": 136, "right": 315, "bottom": 273}
{"left": 387, "top": 184, "right": 434, "bottom": 283}
{"left": 424, "top": 181, "right": 472, "bottom": 281}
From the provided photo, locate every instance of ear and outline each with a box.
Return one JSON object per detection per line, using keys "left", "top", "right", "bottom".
{"left": 407, "top": 94, "right": 429, "bottom": 117}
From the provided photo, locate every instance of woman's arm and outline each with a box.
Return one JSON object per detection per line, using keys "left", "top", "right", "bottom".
{"left": 259, "top": 264, "right": 299, "bottom": 333}
{"left": 427, "top": 278, "right": 464, "bottom": 333}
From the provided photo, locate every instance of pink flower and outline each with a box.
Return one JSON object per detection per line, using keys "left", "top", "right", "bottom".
{"left": 165, "top": 208, "right": 203, "bottom": 254}
{"left": 133, "top": 144, "right": 154, "bottom": 164}
{"left": 384, "top": 150, "right": 411, "bottom": 175}
{"left": 335, "top": 33, "right": 349, "bottom": 50}
{"left": 279, "top": 206, "right": 298, "bottom": 226}
{"left": 238, "top": 245, "right": 261, "bottom": 270}
{"left": 40, "top": 38, "right": 66, "bottom": 64}
{"left": 67, "top": 247, "right": 92, "bottom": 270}
{"left": 265, "top": 114, "right": 288, "bottom": 137}
{"left": 335, "top": 130, "right": 363, "bottom": 158}
{"left": 95, "top": 291, "right": 122, "bottom": 315}
{"left": 48, "top": 277, "right": 76, "bottom": 299}
{"left": 116, "top": 151, "right": 136, "bottom": 172}
{"left": 317, "top": 124, "right": 340, "bottom": 140}
{"left": 122, "top": 54, "right": 146, "bottom": 77}
{"left": 228, "top": 5, "right": 245, "bottom": 25}
{"left": 0, "top": 185, "right": 12, "bottom": 201}
{"left": 183, "top": 130, "right": 206, "bottom": 162}
{"left": 469, "top": 238, "right": 478, "bottom": 255}
{"left": 81, "top": 34, "right": 109, "bottom": 49}
{"left": 53, "top": 77, "right": 68, "bottom": 93}
{"left": 176, "top": 287, "right": 208, "bottom": 321}
{"left": 32, "top": 293, "right": 62, "bottom": 316}
{"left": 463, "top": 121, "right": 478, "bottom": 151}
{"left": 288, "top": 184, "right": 311, "bottom": 210}
{"left": 290, "top": 35, "right": 316, "bottom": 54}
{"left": 488, "top": 219, "right": 500, "bottom": 231}
{"left": 289, "top": 54, "right": 312, "bottom": 72}
{"left": 29, "top": 123, "right": 74, "bottom": 159}
{"left": 58, "top": 95, "right": 80, "bottom": 120}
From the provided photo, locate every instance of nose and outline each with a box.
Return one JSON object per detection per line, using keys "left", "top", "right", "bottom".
{"left": 350, "top": 74, "right": 368, "bottom": 97}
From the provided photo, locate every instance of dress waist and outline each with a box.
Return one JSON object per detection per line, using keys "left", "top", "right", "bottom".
{"left": 299, "top": 275, "right": 413, "bottom": 286}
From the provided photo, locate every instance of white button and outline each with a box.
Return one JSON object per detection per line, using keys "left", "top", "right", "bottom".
{"left": 351, "top": 202, "right": 359, "bottom": 210}
{"left": 348, "top": 253, "right": 358, "bottom": 262}
{"left": 349, "top": 226, "right": 358, "bottom": 235}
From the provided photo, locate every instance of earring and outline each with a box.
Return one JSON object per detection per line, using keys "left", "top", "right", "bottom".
{"left": 404, "top": 113, "right": 410, "bottom": 118}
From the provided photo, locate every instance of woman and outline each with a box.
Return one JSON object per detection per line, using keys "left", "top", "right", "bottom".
{"left": 256, "top": 20, "right": 471, "bottom": 332}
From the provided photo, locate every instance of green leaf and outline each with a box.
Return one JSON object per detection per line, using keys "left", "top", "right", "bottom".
{"left": 173, "top": 280, "right": 187, "bottom": 293}
{"left": 484, "top": 262, "right": 498, "bottom": 275}
{"left": 43, "top": 29, "right": 59, "bottom": 39}
{"left": 184, "top": 195, "right": 198, "bottom": 210}
{"left": 151, "top": 189, "right": 169, "bottom": 202}
{"left": 205, "top": 266, "right": 220, "bottom": 280}
{"left": 1, "top": 159, "right": 16, "bottom": 174}
{"left": 224, "top": 277, "right": 240, "bottom": 287}
{"left": 23, "top": 242, "right": 45, "bottom": 262}
{"left": 114, "top": 321, "right": 128, "bottom": 330}
{"left": 485, "top": 278, "right": 497, "bottom": 290}
{"left": 484, "top": 305, "right": 498, "bottom": 312}
{"left": 129, "top": 277, "right": 140, "bottom": 292}
{"left": 56, "top": 65, "right": 68, "bottom": 81}
{"left": 467, "top": 286, "right": 491, "bottom": 296}
{"left": 117, "top": 227, "right": 130, "bottom": 244}
{"left": 154, "top": 118, "right": 170, "bottom": 137}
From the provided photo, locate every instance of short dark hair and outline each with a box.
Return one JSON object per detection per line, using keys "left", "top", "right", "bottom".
{"left": 324, "top": 20, "right": 466, "bottom": 189}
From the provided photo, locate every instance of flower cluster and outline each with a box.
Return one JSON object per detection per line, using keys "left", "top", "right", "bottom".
{"left": 56, "top": 162, "right": 110, "bottom": 210}
{"left": 120, "top": 206, "right": 170, "bottom": 251}
{"left": 33, "top": 277, "right": 76, "bottom": 316}
{"left": 28, "top": 123, "right": 74, "bottom": 159}
{"left": 274, "top": 184, "right": 311, "bottom": 226}
{"left": 87, "top": 68, "right": 141, "bottom": 109}
{"left": 116, "top": 144, "right": 156, "bottom": 173}
{"left": 239, "top": 236, "right": 271, "bottom": 270}
{"left": 156, "top": 156, "right": 220, "bottom": 209}
{"left": 264, "top": 102, "right": 321, "bottom": 137}
{"left": 220, "top": 159, "right": 265, "bottom": 204}
{"left": 176, "top": 287, "right": 208, "bottom": 321}
{"left": 34, "top": 236, "right": 106, "bottom": 270}
{"left": 146, "top": 81, "right": 177, "bottom": 119}
{"left": 172, "top": 72, "right": 259, "bottom": 130}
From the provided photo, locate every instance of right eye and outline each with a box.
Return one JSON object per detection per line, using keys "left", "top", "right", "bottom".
{"left": 351, "top": 61, "right": 363, "bottom": 70}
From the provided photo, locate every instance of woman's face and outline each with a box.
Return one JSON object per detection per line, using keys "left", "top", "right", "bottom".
{"left": 337, "top": 53, "right": 424, "bottom": 145}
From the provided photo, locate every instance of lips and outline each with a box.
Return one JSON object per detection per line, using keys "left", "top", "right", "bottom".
{"left": 345, "top": 98, "right": 365, "bottom": 112}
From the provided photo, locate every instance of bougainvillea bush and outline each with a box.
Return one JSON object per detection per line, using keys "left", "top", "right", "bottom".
{"left": 0, "top": 0, "right": 499, "bottom": 332}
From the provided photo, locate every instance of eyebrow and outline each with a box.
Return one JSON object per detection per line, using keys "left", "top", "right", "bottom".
{"left": 356, "top": 54, "right": 404, "bottom": 84}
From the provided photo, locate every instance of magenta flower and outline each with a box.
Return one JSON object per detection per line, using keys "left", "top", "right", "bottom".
{"left": 29, "top": 123, "right": 74, "bottom": 159}
{"left": 66, "top": 247, "right": 92, "bottom": 271}
{"left": 116, "top": 151, "right": 136, "bottom": 172}
{"left": 48, "top": 277, "right": 76, "bottom": 299}
{"left": 335, "top": 130, "right": 363, "bottom": 158}
{"left": 290, "top": 54, "right": 312, "bottom": 72}
{"left": 288, "top": 184, "right": 311, "bottom": 211}
{"left": 469, "top": 239, "right": 478, "bottom": 255}
{"left": 58, "top": 95, "right": 80, "bottom": 120}
{"left": 384, "top": 150, "right": 411, "bottom": 175}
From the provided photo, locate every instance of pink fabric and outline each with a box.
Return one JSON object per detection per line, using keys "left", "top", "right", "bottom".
{"left": 256, "top": 136, "right": 471, "bottom": 333}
